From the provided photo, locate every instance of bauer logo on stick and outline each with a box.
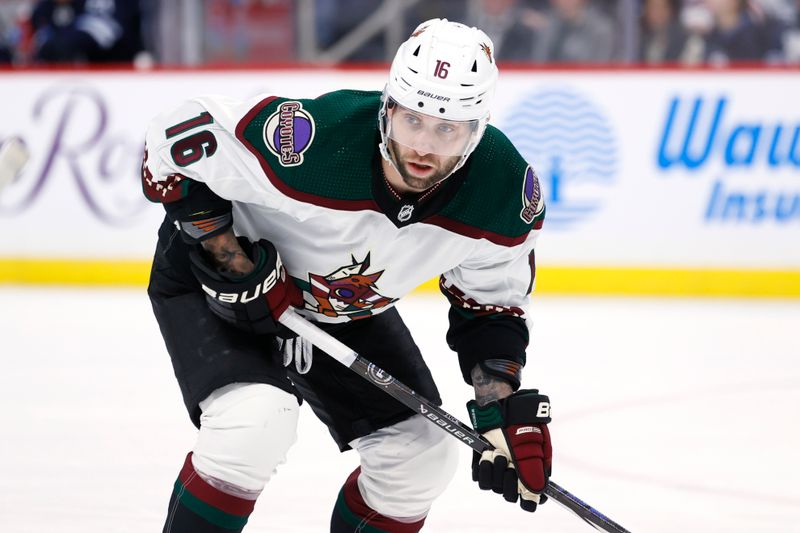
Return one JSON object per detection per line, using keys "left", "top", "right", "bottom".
{"left": 263, "top": 101, "right": 315, "bottom": 167}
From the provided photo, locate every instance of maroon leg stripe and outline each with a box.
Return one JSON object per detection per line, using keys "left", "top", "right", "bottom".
{"left": 177, "top": 452, "right": 256, "bottom": 517}
{"left": 342, "top": 467, "right": 426, "bottom": 533}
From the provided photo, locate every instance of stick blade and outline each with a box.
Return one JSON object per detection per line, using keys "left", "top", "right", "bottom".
{"left": 0, "top": 138, "right": 31, "bottom": 191}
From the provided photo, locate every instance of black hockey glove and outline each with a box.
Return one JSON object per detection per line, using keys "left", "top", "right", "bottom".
{"left": 188, "top": 238, "right": 302, "bottom": 335}
{"left": 467, "top": 389, "right": 552, "bottom": 512}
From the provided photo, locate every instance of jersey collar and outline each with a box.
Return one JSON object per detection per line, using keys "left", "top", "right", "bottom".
{"left": 370, "top": 147, "right": 471, "bottom": 228}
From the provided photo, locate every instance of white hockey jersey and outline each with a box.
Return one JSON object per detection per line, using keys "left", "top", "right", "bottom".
{"left": 142, "top": 90, "right": 544, "bottom": 375}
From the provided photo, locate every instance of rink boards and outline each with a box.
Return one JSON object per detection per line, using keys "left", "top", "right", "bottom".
{"left": 0, "top": 68, "right": 798, "bottom": 296}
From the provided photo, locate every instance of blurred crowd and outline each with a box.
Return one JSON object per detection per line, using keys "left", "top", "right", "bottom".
{"left": 0, "top": 0, "right": 797, "bottom": 66}
{"left": 0, "top": 0, "right": 156, "bottom": 65}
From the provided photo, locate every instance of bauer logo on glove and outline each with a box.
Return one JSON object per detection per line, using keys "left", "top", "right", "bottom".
{"left": 189, "top": 238, "right": 302, "bottom": 335}
{"left": 199, "top": 256, "right": 283, "bottom": 304}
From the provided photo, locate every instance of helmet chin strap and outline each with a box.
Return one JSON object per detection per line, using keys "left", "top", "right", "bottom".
{"left": 378, "top": 138, "right": 398, "bottom": 171}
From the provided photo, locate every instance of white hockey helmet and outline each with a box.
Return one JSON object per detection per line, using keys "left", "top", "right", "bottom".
{"left": 379, "top": 19, "right": 498, "bottom": 176}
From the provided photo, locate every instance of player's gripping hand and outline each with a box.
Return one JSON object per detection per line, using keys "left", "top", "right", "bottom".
{"left": 188, "top": 237, "right": 302, "bottom": 335}
{"left": 466, "top": 390, "right": 552, "bottom": 512}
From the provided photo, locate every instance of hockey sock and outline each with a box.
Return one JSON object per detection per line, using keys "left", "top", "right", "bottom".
{"left": 330, "top": 468, "right": 426, "bottom": 533}
{"left": 162, "top": 452, "right": 256, "bottom": 533}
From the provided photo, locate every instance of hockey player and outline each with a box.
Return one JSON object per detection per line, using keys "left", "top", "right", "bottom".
{"left": 144, "top": 18, "right": 551, "bottom": 533}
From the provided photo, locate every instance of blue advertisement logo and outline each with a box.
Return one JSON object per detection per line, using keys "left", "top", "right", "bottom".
{"left": 502, "top": 88, "right": 617, "bottom": 229}
{"left": 656, "top": 95, "right": 800, "bottom": 223}
{"left": 658, "top": 96, "right": 800, "bottom": 170}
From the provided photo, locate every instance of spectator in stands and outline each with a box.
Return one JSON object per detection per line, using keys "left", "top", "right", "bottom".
{"left": 703, "top": 0, "right": 784, "bottom": 63}
{"left": 780, "top": 0, "right": 800, "bottom": 61}
{"left": 639, "top": 0, "right": 691, "bottom": 62}
{"left": 531, "top": 0, "right": 617, "bottom": 62}
{"left": 31, "top": 0, "right": 145, "bottom": 63}
{"left": 313, "top": 0, "right": 467, "bottom": 62}
{"left": 314, "top": 0, "right": 387, "bottom": 61}
{"left": 405, "top": 0, "right": 467, "bottom": 28}
{"left": 0, "top": 32, "right": 11, "bottom": 63}
{"left": 0, "top": 5, "right": 16, "bottom": 63}
{"left": 467, "top": 0, "right": 541, "bottom": 61}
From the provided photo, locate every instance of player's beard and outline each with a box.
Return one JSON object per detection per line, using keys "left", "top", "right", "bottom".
{"left": 389, "top": 139, "right": 461, "bottom": 192}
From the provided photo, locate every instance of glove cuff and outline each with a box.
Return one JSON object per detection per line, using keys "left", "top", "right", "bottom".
{"left": 505, "top": 389, "right": 551, "bottom": 425}
{"left": 467, "top": 389, "right": 551, "bottom": 432}
{"left": 188, "top": 238, "right": 267, "bottom": 284}
{"left": 160, "top": 181, "right": 233, "bottom": 244}
{"left": 221, "top": 239, "right": 267, "bottom": 283}
{"left": 467, "top": 400, "right": 503, "bottom": 432}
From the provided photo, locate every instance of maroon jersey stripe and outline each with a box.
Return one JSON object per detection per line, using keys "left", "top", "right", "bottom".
{"left": 425, "top": 214, "right": 529, "bottom": 247}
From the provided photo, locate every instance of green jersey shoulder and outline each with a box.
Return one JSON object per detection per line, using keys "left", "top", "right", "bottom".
{"left": 236, "top": 89, "right": 381, "bottom": 210}
{"left": 437, "top": 125, "right": 545, "bottom": 246}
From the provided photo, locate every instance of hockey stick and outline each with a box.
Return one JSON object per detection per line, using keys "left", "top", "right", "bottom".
{"left": 0, "top": 138, "right": 30, "bottom": 194}
{"left": 278, "top": 308, "right": 632, "bottom": 533}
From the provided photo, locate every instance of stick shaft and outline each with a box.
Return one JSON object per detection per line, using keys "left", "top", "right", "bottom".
{"left": 278, "top": 308, "right": 631, "bottom": 533}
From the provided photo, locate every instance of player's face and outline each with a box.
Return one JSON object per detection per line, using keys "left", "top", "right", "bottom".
{"left": 388, "top": 138, "right": 462, "bottom": 191}
{"left": 386, "top": 105, "right": 474, "bottom": 191}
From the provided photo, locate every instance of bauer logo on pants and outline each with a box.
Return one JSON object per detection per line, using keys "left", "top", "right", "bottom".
{"left": 263, "top": 101, "right": 315, "bottom": 167}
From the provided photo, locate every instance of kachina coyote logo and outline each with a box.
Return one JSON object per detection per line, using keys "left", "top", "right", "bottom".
{"left": 502, "top": 87, "right": 618, "bottom": 229}
{"left": 295, "top": 253, "right": 397, "bottom": 319}
{"left": 263, "top": 100, "right": 315, "bottom": 167}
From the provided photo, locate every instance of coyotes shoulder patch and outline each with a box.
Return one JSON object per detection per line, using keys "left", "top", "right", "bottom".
{"left": 519, "top": 165, "right": 541, "bottom": 224}
{"left": 263, "top": 100, "right": 315, "bottom": 167}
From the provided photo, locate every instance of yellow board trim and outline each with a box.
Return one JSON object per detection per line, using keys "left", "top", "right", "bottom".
{"left": 0, "top": 259, "right": 152, "bottom": 286}
{"left": 1, "top": 259, "right": 799, "bottom": 297}
{"left": 415, "top": 266, "right": 800, "bottom": 298}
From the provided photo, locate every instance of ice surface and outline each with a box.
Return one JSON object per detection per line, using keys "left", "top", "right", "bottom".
{"left": 1, "top": 288, "right": 798, "bottom": 532}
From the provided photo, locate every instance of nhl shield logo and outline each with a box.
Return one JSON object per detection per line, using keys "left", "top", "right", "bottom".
{"left": 398, "top": 204, "right": 414, "bottom": 222}
{"left": 263, "top": 101, "right": 315, "bottom": 167}
{"left": 519, "top": 166, "right": 541, "bottom": 224}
